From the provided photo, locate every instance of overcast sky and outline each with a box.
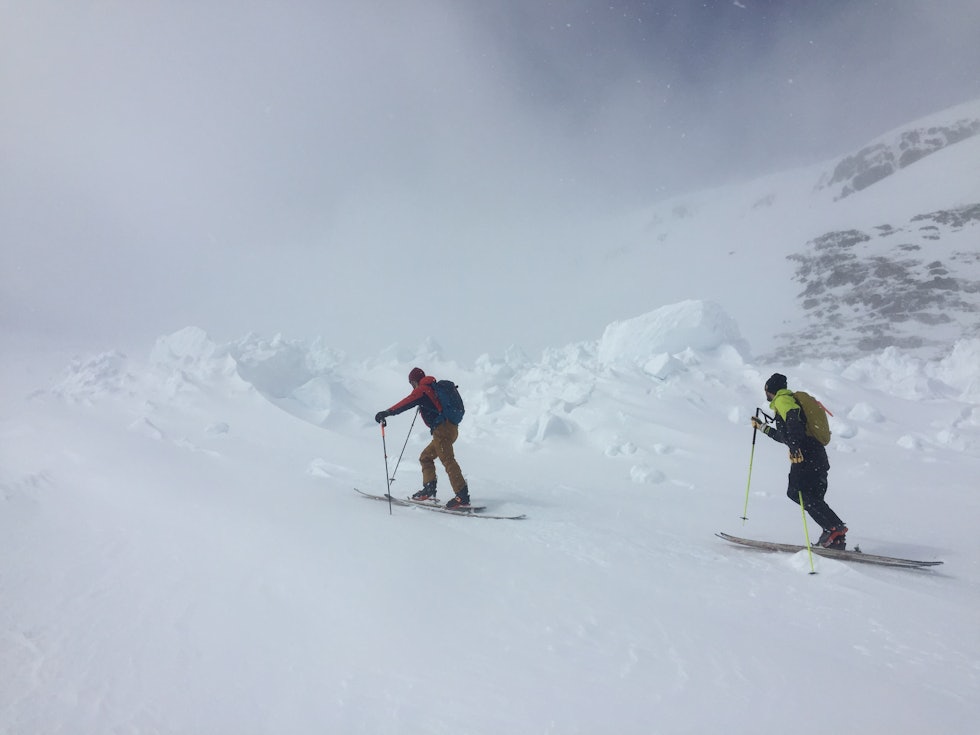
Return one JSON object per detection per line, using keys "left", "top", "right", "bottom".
{"left": 3, "top": 0, "right": 980, "bottom": 360}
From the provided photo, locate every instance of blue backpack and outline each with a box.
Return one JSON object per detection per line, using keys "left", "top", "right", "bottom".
{"left": 433, "top": 379, "right": 465, "bottom": 425}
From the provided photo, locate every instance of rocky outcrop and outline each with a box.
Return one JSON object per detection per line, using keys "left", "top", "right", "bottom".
{"left": 776, "top": 204, "right": 980, "bottom": 358}
{"left": 817, "top": 118, "right": 980, "bottom": 199}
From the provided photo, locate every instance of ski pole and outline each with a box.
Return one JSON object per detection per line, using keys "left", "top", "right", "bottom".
{"left": 380, "top": 419, "right": 392, "bottom": 515}
{"left": 741, "top": 408, "right": 762, "bottom": 523}
{"left": 389, "top": 408, "right": 419, "bottom": 486}
{"left": 798, "top": 491, "right": 817, "bottom": 575}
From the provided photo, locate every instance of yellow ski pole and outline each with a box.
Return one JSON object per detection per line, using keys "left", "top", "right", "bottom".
{"left": 741, "top": 433, "right": 756, "bottom": 523}
{"left": 741, "top": 409, "right": 765, "bottom": 523}
{"left": 798, "top": 491, "right": 817, "bottom": 575}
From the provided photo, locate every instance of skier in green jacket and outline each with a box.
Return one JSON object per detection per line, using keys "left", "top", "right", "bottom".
{"left": 751, "top": 373, "right": 848, "bottom": 549}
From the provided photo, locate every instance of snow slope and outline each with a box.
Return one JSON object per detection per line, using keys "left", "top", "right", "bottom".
{"left": 3, "top": 304, "right": 979, "bottom": 734}
{"left": 4, "top": 99, "right": 980, "bottom": 735}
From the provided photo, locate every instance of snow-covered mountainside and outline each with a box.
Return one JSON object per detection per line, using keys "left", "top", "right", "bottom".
{"left": 782, "top": 203, "right": 980, "bottom": 356}
{"left": 785, "top": 100, "right": 980, "bottom": 358}
{"left": 614, "top": 99, "right": 980, "bottom": 364}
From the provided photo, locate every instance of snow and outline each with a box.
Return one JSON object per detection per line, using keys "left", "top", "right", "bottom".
{"left": 597, "top": 299, "right": 750, "bottom": 366}
{"left": 3, "top": 301, "right": 979, "bottom": 734}
{"left": 4, "top": 99, "right": 980, "bottom": 734}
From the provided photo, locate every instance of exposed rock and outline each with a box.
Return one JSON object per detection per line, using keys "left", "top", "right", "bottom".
{"left": 817, "top": 119, "right": 980, "bottom": 199}
{"left": 774, "top": 204, "right": 980, "bottom": 360}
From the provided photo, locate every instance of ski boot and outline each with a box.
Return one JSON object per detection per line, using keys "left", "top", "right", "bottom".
{"left": 411, "top": 481, "right": 437, "bottom": 502}
{"left": 445, "top": 486, "right": 471, "bottom": 510}
{"left": 818, "top": 525, "right": 848, "bottom": 549}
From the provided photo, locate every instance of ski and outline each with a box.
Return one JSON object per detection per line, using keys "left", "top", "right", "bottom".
{"left": 717, "top": 532, "right": 943, "bottom": 568}
{"left": 402, "top": 496, "right": 488, "bottom": 513}
{"left": 354, "top": 488, "right": 527, "bottom": 520}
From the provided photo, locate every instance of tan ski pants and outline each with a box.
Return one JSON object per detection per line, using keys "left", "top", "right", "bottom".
{"left": 419, "top": 421, "right": 466, "bottom": 494}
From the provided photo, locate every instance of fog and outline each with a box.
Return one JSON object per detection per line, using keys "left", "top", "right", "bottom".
{"left": 3, "top": 0, "right": 979, "bottom": 360}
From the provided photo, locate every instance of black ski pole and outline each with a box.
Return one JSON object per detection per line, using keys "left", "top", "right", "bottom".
{"left": 380, "top": 418, "right": 392, "bottom": 515}
{"left": 389, "top": 408, "right": 419, "bottom": 487}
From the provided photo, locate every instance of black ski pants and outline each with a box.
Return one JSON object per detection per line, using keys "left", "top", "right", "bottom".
{"left": 785, "top": 456, "right": 844, "bottom": 531}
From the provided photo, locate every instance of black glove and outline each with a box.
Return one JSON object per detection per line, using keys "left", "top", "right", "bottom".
{"left": 374, "top": 410, "right": 390, "bottom": 424}
{"left": 789, "top": 449, "right": 804, "bottom": 464}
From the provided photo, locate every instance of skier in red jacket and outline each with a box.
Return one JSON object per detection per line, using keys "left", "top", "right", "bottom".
{"left": 375, "top": 367, "right": 471, "bottom": 509}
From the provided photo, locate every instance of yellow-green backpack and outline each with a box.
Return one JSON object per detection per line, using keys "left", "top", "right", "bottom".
{"left": 793, "top": 391, "right": 832, "bottom": 445}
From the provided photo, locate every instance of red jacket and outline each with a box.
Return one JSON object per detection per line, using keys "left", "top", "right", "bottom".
{"left": 387, "top": 375, "right": 445, "bottom": 429}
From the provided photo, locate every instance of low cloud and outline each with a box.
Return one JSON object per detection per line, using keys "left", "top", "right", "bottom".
{"left": 2, "top": 0, "right": 979, "bottom": 358}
